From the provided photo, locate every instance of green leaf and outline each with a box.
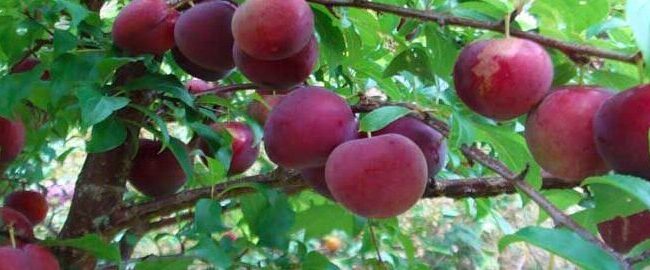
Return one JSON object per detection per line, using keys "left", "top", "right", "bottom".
{"left": 584, "top": 174, "right": 650, "bottom": 209}
{"left": 384, "top": 45, "right": 436, "bottom": 83}
{"left": 187, "top": 235, "right": 231, "bottom": 268}
{"left": 0, "top": 68, "right": 44, "bottom": 117}
{"left": 240, "top": 187, "right": 295, "bottom": 249}
{"left": 168, "top": 137, "right": 195, "bottom": 184}
{"left": 194, "top": 199, "right": 226, "bottom": 234}
{"left": 302, "top": 252, "right": 340, "bottom": 270}
{"left": 128, "top": 104, "right": 170, "bottom": 146}
{"left": 53, "top": 30, "right": 78, "bottom": 56}
{"left": 87, "top": 117, "right": 127, "bottom": 153}
{"left": 135, "top": 258, "right": 194, "bottom": 270}
{"left": 55, "top": 0, "right": 90, "bottom": 28}
{"left": 500, "top": 227, "right": 620, "bottom": 270}
{"left": 77, "top": 86, "right": 130, "bottom": 128}
{"left": 313, "top": 6, "right": 346, "bottom": 67}
{"left": 125, "top": 74, "right": 194, "bottom": 106}
{"left": 44, "top": 234, "right": 120, "bottom": 262}
{"left": 537, "top": 189, "right": 583, "bottom": 223}
{"left": 359, "top": 106, "right": 410, "bottom": 132}
{"left": 293, "top": 204, "right": 366, "bottom": 239}
{"left": 626, "top": 0, "right": 650, "bottom": 66}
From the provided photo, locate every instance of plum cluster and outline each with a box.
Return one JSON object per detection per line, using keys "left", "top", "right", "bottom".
{"left": 112, "top": 0, "right": 318, "bottom": 88}
{"left": 454, "top": 37, "right": 650, "bottom": 251}
{"left": 263, "top": 87, "right": 447, "bottom": 218}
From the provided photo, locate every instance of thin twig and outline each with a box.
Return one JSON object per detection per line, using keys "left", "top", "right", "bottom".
{"left": 193, "top": 83, "right": 259, "bottom": 97}
{"left": 368, "top": 221, "right": 385, "bottom": 269}
{"left": 459, "top": 145, "right": 631, "bottom": 269}
{"left": 307, "top": 0, "right": 639, "bottom": 64}
{"left": 627, "top": 250, "right": 650, "bottom": 265}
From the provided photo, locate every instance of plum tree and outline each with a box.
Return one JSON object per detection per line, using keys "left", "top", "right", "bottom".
{"left": 325, "top": 134, "right": 428, "bottom": 218}
{"left": 0, "top": 244, "right": 59, "bottom": 270}
{"left": 0, "top": 207, "right": 33, "bottom": 240}
{"left": 453, "top": 38, "right": 553, "bottom": 120}
{"left": 247, "top": 94, "right": 285, "bottom": 124}
{"left": 234, "top": 37, "right": 318, "bottom": 89}
{"left": 201, "top": 122, "right": 259, "bottom": 175}
{"left": 300, "top": 166, "right": 334, "bottom": 200}
{"left": 128, "top": 140, "right": 187, "bottom": 197}
{"left": 0, "top": 117, "right": 25, "bottom": 165}
{"left": 172, "top": 48, "right": 229, "bottom": 81}
{"left": 4, "top": 191, "right": 48, "bottom": 225}
{"left": 594, "top": 84, "right": 650, "bottom": 179}
{"left": 598, "top": 211, "right": 650, "bottom": 253}
{"left": 375, "top": 117, "right": 447, "bottom": 179}
{"left": 525, "top": 86, "right": 613, "bottom": 182}
{"left": 232, "top": 0, "right": 314, "bottom": 60}
{"left": 174, "top": 0, "right": 236, "bottom": 72}
{"left": 186, "top": 78, "right": 214, "bottom": 95}
{"left": 264, "top": 87, "right": 357, "bottom": 169}
{"left": 112, "top": 0, "right": 179, "bottom": 55}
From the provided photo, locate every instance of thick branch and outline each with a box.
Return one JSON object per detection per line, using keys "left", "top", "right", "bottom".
{"left": 307, "top": 0, "right": 639, "bottom": 64}
{"left": 105, "top": 168, "right": 303, "bottom": 235}
{"left": 103, "top": 170, "right": 575, "bottom": 235}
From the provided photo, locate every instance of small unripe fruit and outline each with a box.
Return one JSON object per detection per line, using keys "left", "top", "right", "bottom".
{"left": 375, "top": 117, "right": 447, "bottom": 179}
{"left": 0, "top": 117, "right": 26, "bottom": 165}
{"left": 4, "top": 191, "right": 48, "bottom": 225}
{"left": 232, "top": 0, "right": 314, "bottom": 60}
{"left": 322, "top": 236, "right": 343, "bottom": 253}
{"left": 454, "top": 38, "right": 553, "bottom": 120}
{"left": 129, "top": 140, "right": 187, "bottom": 197}
{"left": 174, "top": 0, "right": 236, "bottom": 71}
{"left": 325, "top": 134, "right": 427, "bottom": 218}
{"left": 247, "top": 95, "right": 285, "bottom": 124}
{"left": 598, "top": 211, "right": 650, "bottom": 253}
{"left": 264, "top": 87, "right": 357, "bottom": 169}
{"left": 112, "top": 0, "right": 179, "bottom": 55}
{"left": 233, "top": 37, "right": 318, "bottom": 90}
{"left": 526, "top": 86, "right": 613, "bottom": 181}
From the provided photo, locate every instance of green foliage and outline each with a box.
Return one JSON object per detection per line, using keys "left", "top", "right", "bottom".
{"left": 44, "top": 234, "right": 121, "bottom": 262}
{"left": 500, "top": 227, "right": 620, "bottom": 270}
{"left": 1, "top": 0, "right": 650, "bottom": 269}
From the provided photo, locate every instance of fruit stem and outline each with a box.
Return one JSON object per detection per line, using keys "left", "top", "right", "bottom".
{"left": 637, "top": 59, "right": 645, "bottom": 84}
{"left": 578, "top": 66, "right": 585, "bottom": 86}
{"left": 8, "top": 223, "right": 16, "bottom": 248}
{"left": 504, "top": 12, "right": 511, "bottom": 39}
{"left": 368, "top": 220, "right": 384, "bottom": 269}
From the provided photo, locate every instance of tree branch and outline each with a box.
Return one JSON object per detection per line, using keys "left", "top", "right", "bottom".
{"left": 459, "top": 145, "right": 630, "bottom": 269}
{"left": 307, "top": 0, "right": 640, "bottom": 64}
{"left": 102, "top": 169, "right": 575, "bottom": 235}
{"left": 193, "top": 83, "right": 259, "bottom": 97}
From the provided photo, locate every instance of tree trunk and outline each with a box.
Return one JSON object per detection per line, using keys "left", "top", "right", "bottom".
{"left": 57, "top": 62, "right": 150, "bottom": 268}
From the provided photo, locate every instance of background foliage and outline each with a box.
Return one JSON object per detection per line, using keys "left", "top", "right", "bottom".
{"left": 1, "top": 0, "right": 650, "bottom": 269}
